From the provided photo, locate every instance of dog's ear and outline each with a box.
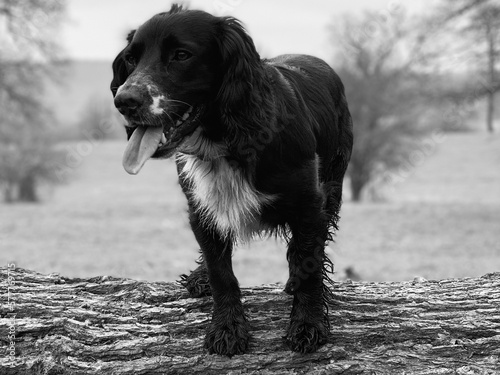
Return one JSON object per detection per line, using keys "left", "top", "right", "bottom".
{"left": 215, "top": 17, "right": 261, "bottom": 111}
{"left": 110, "top": 30, "right": 135, "bottom": 97}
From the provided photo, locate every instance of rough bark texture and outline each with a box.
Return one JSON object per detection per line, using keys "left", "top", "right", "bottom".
{"left": 1, "top": 267, "right": 499, "bottom": 375}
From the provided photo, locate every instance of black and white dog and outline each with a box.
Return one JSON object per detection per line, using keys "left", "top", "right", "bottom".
{"left": 111, "top": 4, "right": 353, "bottom": 356}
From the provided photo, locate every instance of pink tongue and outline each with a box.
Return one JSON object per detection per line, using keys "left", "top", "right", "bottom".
{"left": 122, "top": 126, "right": 163, "bottom": 175}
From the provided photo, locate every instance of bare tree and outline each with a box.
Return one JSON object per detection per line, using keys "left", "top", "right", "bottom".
{"left": 0, "top": 0, "right": 67, "bottom": 202}
{"left": 438, "top": 0, "right": 500, "bottom": 132}
{"left": 331, "top": 10, "right": 436, "bottom": 201}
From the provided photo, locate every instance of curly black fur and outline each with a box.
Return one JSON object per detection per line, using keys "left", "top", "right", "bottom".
{"left": 111, "top": 3, "right": 353, "bottom": 356}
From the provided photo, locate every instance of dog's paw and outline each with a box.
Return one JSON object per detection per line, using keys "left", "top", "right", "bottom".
{"left": 285, "top": 320, "right": 327, "bottom": 353}
{"left": 204, "top": 317, "right": 250, "bottom": 356}
{"left": 179, "top": 266, "right": 211, "bottom": 298}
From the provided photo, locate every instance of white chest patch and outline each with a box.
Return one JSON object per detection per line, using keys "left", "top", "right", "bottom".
{"left": 177, "top": 153, "right": 274, "bottom": 242}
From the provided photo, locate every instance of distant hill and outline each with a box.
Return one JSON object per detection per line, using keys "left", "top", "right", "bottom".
{"left": 44, "top": 60, "right": 499, "bottom": 135}
{"left": 44, "top": 60, "right": 114, "bottom": 128}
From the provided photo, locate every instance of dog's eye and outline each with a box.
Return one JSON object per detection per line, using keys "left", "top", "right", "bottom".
{"left": 174, "top": 50, "right": 192, "bottom": 61}
{"left": 125, "top": 54, "right": 137, "bottom": 67}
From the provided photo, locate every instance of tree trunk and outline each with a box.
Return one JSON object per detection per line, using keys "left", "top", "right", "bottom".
{"left": 350, "top": 176, "right": 364, "bottom": 202}
{"left": 1, "top": 267, "right": 499, "bottom": 374}
{"left": 486, "top": 91, "right": 495, "bottom": 133}
{"left": 485, "top": 11, "right": 496, "bottom": 133}
{"left": 4, "top": 183, "right": 15, "bottom": 203}
{"left": 17, "top": 174, "right": 38, "bottom": 202}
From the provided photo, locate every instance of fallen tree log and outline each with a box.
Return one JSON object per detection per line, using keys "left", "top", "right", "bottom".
{"left": 0, "top": 267, "right": 499, "bottom": 375}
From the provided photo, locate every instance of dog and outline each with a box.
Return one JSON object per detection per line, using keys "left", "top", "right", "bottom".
{"left": 111, "top": 4, "right": 353, "bottom": 356}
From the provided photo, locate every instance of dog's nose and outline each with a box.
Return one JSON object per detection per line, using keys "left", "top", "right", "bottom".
{"left": 114, "top": 91, "right": 142, "bottom": 116}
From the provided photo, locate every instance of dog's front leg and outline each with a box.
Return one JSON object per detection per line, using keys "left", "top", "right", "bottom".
{"left": 189, "top": 212, "right": 250, "bottom": 356}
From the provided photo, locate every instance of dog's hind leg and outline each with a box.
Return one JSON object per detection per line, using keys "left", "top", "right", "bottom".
{"left": 179, "top": 250, "right": 211, "bottom": 297}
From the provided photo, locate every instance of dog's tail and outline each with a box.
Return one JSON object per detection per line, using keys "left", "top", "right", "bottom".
{"left": 323, "top": 105, "right": 353, "bottom": 239}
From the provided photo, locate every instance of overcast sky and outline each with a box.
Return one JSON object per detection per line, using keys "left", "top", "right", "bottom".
{"left": 62, "top": 0, "right": 431, "bottom": 62}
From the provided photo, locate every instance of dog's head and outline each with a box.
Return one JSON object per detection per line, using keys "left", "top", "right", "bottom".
{"left": 111, "top": 4, "right": 260, "bottom": 174}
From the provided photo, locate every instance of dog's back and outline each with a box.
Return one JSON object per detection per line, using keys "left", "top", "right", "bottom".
{"left": 265, "top": 54, "right": 352, "bottom": 228}
{"left": 266, "top": 54, "right": 352, "bottom": 182}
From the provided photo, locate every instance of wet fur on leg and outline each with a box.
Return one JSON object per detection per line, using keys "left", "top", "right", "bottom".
{"left": 284, "top": 252, "right": 336, "bottom": 353}
{"left": 205, "top": 305, "right": 250, "bottom": 356}
{"left": 282, "top": 181, "right": 339, "bottom": 352}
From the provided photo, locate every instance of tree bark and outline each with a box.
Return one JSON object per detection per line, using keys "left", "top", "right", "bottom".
{"left": 1, "top": 267, "right": 499, "bottom": 375}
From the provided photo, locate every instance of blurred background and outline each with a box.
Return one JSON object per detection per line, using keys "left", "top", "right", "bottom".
{"left": 1, "top": 0, "right": 499, "bottom": 285}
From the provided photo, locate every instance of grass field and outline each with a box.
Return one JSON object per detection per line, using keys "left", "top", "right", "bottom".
{"left": 1, "top": 133, "right": 499, "bottom": 286}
